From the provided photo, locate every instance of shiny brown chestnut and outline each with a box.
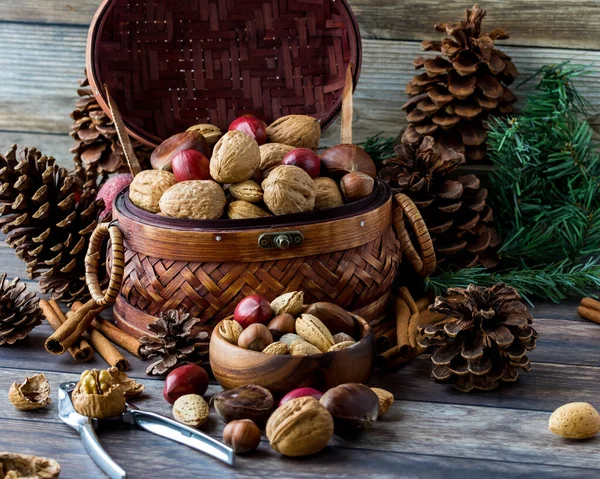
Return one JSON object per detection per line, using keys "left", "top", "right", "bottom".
{"left": 340, "top": 171, "right": 375, "bottom": 202}
{"left": 223, "top": 419, "right": 261, "bottom": 454}
{"left": 320, "top": 144, "right": 377, "bottom": 178}
{"left": 319, "top": 383, "right": 379, "bottom": 436}
{"left": 238, "top": 324, "right": 273, "bottom": 351}
{"left": 150, "top": 130, "right": 210, "bottom": 170}
{"left": 213, "top": 384, "right": 274, "bottom": 426}
{"left": 267, "top": 314, "right": 296, "bottom": 339}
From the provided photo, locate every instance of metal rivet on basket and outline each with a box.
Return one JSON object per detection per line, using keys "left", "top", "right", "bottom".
{"left": 360, "top": 221, "right": 365, "bottom": 227}
{"left": 215, "top": 236, "right": 222, "bottom": 242}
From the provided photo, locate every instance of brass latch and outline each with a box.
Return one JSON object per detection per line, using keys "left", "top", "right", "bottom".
{"left": 258, "top": 231, "right": 304, "bottom": 250}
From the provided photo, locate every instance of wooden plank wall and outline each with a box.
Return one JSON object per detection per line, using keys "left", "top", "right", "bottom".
{"left": 0, "top": 1, "right": 599, "bottom": 167}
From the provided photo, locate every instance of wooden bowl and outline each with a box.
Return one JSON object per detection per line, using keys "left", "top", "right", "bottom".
{"left": 209, "top": 314, "right": 375, "bottom": 395}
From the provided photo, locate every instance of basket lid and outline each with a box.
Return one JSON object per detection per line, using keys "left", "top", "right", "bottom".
{"left": 86, "top": 0, "right": 362, "bottom": 147}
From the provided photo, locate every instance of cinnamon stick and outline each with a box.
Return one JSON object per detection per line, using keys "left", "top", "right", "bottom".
{"left": 40, "top": 300, "right": 94, "bottom": 362}
{"left": 416, "top": 296, "right": 432, "bottom": 312}
{"left": 73, "top": 301, "right": 141, "bottom": 358}
{"left": 580, "top": 297, "right": 600, "bottom": 312}
{"left": 44, "top": 299, "right": 105, "bottom": 355}
{"left": 376, "top": 326, "right": 397, "bottom": 352}
{"left": 394, "top": 296, "right": 412, "bottom": 355}
{"left": 398, "top": 287, "right": 420, "bottom": 348}
{"left": 70, "top": 302, "right": 130, "bottom": 370}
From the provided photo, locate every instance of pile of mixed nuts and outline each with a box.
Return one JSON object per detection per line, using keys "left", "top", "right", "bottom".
{"left": 120, "top": 113, "right": 378, "bottom": 220}
{"left": 220, "top": 291, "right": 361, "bottom": 355}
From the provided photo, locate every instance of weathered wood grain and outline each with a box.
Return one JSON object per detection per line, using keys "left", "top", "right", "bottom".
{"left": 2, "top": 369, "right": 600, "bottom": 473}
{"left": 1, "top": 0, "right": 600, "bottom": 51}
{"left": 1, "top": 23, "right": 599, "bottom": 149}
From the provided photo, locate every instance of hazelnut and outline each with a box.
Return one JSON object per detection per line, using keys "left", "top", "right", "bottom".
{"left": 270, "top": 291, "right": 304, "bottom": 317}
{"left": 151, "top": 130, "right": 210, "bottom": 170}
{"left": 213, "top": 384, "right": 274, "bottom": 426}
{"left": 8, "top": 373, "right": 51, "bottom": 411}
{"left": 320, "top": 383, "right": 379, "bottom": 436}
{"left": 340, "top": 171, "right": 375, "bottom": 202}
{"left": 314, "top": 177, "right": 344, "bottom": 210}
{"left": 267, "top": 314, "right": 296, "bottom": 339}
{"left": 223, "top": 419, "right": 261, "bottom": 454}
{"left": 371, "top": 387, "right": 394, "bottom": 417}
{"left": 266, "top": 396, "right": 334, "bottom": 457}
{"left": 173, "top": 394, "right": 209, "bottom": 427}
{"left": 218, "top": 320, "right": 244, "bottom": 345}
{"left": 72, "top": 369, "right": 126, "bottom": 419}
{"left": 238, "top": 323, "right": 273, "bottom": 351}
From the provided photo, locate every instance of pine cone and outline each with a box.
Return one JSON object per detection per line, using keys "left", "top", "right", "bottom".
{"left": 0, "top": 274, "right": 43, "bottom": 345}
{"left": 139, "top": 310, "right": 211, "bottom": 376}
{"left": 0, "top": 145, "right": 104, "bottom": 304}
{"left": 402, "top": 4, "right": 518, "bottom": 162}
{"left": 419, "top": 283, "right": 538, "bottom": 392}
{"left": 380, "top": 136, "right": 500, "bottom": 268}
{"left": 70, "top": 73, "right": 152, "bottom": 181}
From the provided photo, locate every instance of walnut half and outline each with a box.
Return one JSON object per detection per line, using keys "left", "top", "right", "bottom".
{"left": 0, "top": 452, "right": 60, "bottom": 479}
{"left": 8, "top": 373, "right": 51, "bottom": 411}
{"left": 72, "top": 369, "right": 126, "bottom": 419}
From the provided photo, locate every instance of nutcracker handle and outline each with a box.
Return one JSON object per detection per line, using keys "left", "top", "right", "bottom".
{"left": 85, "top": 221, "right": 125, "bottom": 306}
{"left": 392, "top": 193, "right": 436, "bottom": 277}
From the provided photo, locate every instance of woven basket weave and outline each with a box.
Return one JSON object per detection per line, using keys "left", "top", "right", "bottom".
{"left": 86, "top": 0, "right": 362, "bottom": 146}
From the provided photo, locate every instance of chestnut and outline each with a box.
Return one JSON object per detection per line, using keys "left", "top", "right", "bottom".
{"left": 282, "top": 148, "right": 321, "bottom": 178}
{"left": 171, "top": 149, "right": 211, "bottom": 182}
{"left": 213, "top": 384, "right": 274, "bottom": 426}
{"left": 223, "top": 419, "right": 261, "bottom": 454}
{"left": 163, "top": 364, "right": 209, "bottom": 405}
{"left": 267, "top": 314, "right": 296, "bottom": 339}
{"left": 320, "top": 144, "right": 377, "bottom": 178}
{"left": 279, "top": 387, "right": 323, "bottom": 407}
{"left": 238, "top": 323, "right": 273, "bottom": 351}
{"left": 234, "top": 295, "right": 273, "bottom": 328}
{"left": 319, "top": 383, "right": 379, "bottom": 436}
{"left": 340, "top": 171, "right": 375, "bottom": 202}
{"left": 229, "top": 114, "right": 268, "bottom": 145}
{"left": 151, "top": 131, "right": 210, "bottom": 171}
{"left": 303, "top": 302, "right": 356, "bottom": 336}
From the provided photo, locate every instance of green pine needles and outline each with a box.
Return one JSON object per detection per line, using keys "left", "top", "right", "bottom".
{"left": 427, "top": 62, "right": 600, "bottom": 302}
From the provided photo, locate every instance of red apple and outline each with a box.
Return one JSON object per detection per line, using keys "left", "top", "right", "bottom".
{"left": 234, "top": 295, "right": 272, "bottom": 328}
{"left": 228, "top": 115, "right": 267, "bottom": 145}
{"left": 172, "top": 149, "right": 211, "bottom": 182}
{"left": 279, "top": 387, "right": 323, "bottom": 407}
{"left": 163, "top": 364, "right": 209, "bottom": 404}
{"left": 282, "top": 148, "right": 321, "bottom": 178}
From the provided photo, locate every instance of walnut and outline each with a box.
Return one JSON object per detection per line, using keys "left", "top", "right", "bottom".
{"left": 187, "top": 123, "right": 223, "bottom": 146}
{"left": 262, "top": 165, "right": 317, "bottom": 215}
{"left": 314, "top": 177, "right": 344, "bottom": 210}
{"left": 266, "top": 115, "right": 321, "bottom": 150}
{"left": 259, "top": 143, "right": 295, "bottom": 175}
{"left": 266, "top": 396, "right": 334, "bottom": 456}
{"left": 107, "top": 367, "right": 144, "bottom": 399}
{"left": 8, "top": 373, "right": 51, "bottom": 411}
{"left": 72, "top": 369, "right": 126, "bottom": 419}
{"left": 0, "top": 453, "right": 60, "bottom": 479}
{"left": 218, "top": 319, "right": 244, "bottom": 344}
{"left": 129, "top": 170, "right": 176, "bottom": 213}
{"left": 228, "top": 201, "right": 271, "bottom": 219}
{"left": 229, "top": 180, "right": 263, "bottom": 203}
{"left": 210, "top": 130, "right": 261, "bottom": 183}
{"left": 159, "top": 180, "right": 226, "bottom": 220}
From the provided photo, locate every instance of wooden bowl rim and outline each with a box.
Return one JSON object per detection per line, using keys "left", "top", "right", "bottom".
{"left": 211, "top": 312, "right": 373, "bottom": 360}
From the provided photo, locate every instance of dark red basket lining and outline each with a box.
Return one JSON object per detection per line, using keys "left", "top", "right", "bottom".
{"left": 87, "top": 0, "right": 362, "bottom": 147}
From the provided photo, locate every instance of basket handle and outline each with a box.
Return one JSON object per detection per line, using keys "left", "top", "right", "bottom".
{"left": 393, "top": 193, "right": 436, "bottom": 277}
{"left": 85, "top": 221, "right": 125, "bottom": 306}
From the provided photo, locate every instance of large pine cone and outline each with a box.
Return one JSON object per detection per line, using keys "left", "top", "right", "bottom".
{"left": 0, "top": 274, "right": 43, "bottom": 345}
{"left": 402, "top": 4, "right": 518, "bottom": 162}
{"left": 0, "top": 145, "right": 104, "bottom": 304}
{"left": 70, "top": 74, "right": 152, "bottom": 181}
{"left": 139, "top": 310, "right": 211, "bottom": 376}
{"left": 419, "top": 283, "right": 538, "bottom": 392}
{"left": 380, "top": 136, "right": 500, "bottom": 268}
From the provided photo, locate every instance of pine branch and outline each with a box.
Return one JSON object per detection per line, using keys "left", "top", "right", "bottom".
{"left": 360, "top": 134, "right": 395, "bottom": 165}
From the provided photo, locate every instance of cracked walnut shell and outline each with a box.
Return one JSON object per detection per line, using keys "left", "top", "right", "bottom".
{"left": 72, "top": 369, "right": 126, "bottom": 419}
{"left": 0, "top": 452, "right": 60, "bottom": 479}
{"left": 160, "top": 180, "right": 226, "bottom": 220}
{"left": 129, "top": 170, "right": 176, "bottom": 213}
{"left": 266, "top": 396, "right": 334, "bottom": 456}
{"left": 210, "top": 130, "right": 261, "bottom": 184}
{"left": 8, "top": 373, "right": 51, "bottom": 411}
{"left": 262, "top": 165, "right": 317, "bottom": 215}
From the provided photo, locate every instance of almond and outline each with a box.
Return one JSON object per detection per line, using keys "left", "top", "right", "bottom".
{"left": 270, "top": 291, "right": 304, "bottom": 317}
{"left": 262, "top": 342, "right": 289, "bottom": 355}
{"left": 549, "top": 402, "right": 600, "bottom": 439}
{"left": 327, "top": 341, "right": 356, "bottom": 352}
{"left": 173, "top": 394, "right": 209, "bottom": 427}
{"left": 295, "top": 314, "right": 334, "bottom": 352}
{"left": 289, "top": 339, "right": 322, "bottom": 356}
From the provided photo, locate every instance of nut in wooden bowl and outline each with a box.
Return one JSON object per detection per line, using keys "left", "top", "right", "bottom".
{"left": 209, "top": 314, "right": 375, "bottom": 395}
{"left": 270, "top": 291, "right": 304, "bottom": 316}
{"left": 210, "top": 130, "right": 261, "bottom": 184}
{"left": 159, "top": 180, "right": 226, "bottom": 220}
{"left": 295, "top": 314, "right": 335, "bottom": 352}
{"left": 129, "top": 170, "right": 176, "bottom": 213}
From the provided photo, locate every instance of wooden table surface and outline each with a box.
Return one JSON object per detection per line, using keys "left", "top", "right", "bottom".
{"left": 1, "top": 243, "right": 599, "bottom": 478}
